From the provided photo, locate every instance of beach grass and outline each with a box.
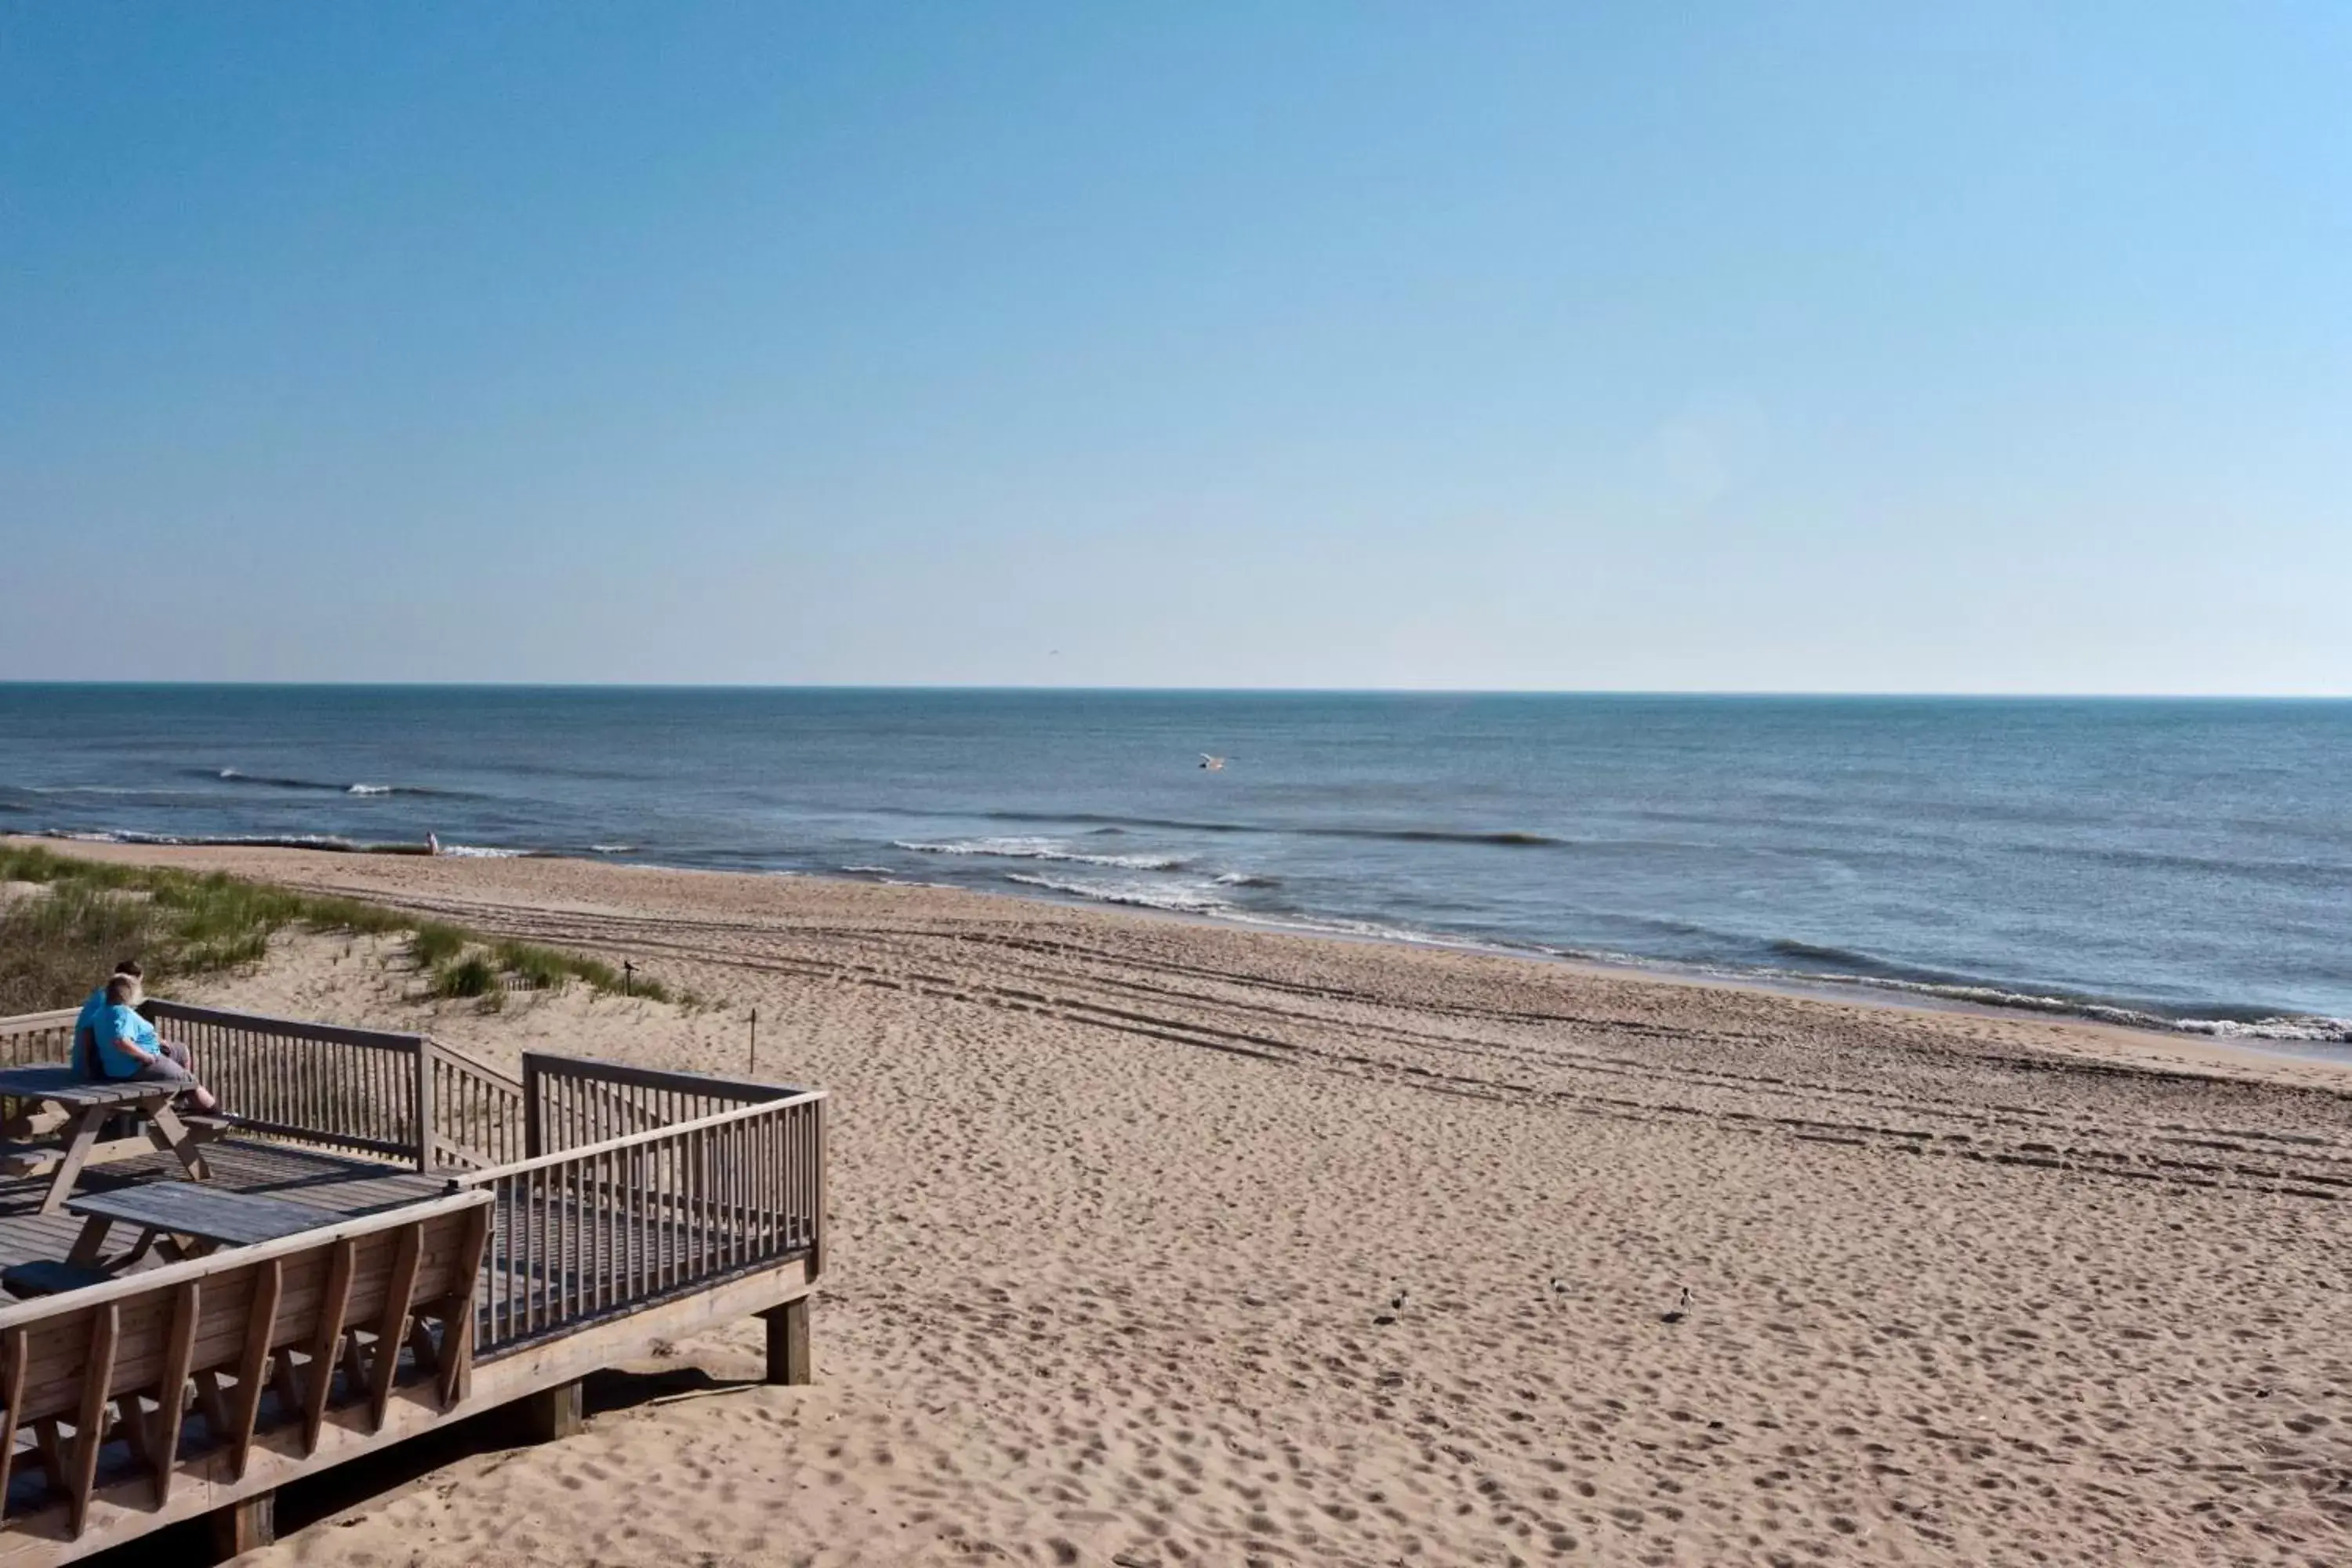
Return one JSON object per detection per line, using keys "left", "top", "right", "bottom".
{"left": 432, "top": 953, "right": 500, "bottom": 999}
{"left": 0, "top": 844, "right": 680, "bottom": 1013}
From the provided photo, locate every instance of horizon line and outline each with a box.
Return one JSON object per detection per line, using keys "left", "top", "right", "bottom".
{"left": 3, "top": 681, "right": 2348, "bottom": 702}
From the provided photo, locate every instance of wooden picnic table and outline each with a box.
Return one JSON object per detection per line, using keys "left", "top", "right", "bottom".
{"left": 0, "top": 1065, "right": 218, "bottom": 1214}
{"left": 65, "top": 1181, "right": 333, "bottom": 1270}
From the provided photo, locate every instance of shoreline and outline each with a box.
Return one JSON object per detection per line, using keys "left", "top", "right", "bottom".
{"left": 22, "top": 823, "right": 2350, "bottom": 1051}
{"left": 14, "top": 833, "right": 2348, "bottom": 1091}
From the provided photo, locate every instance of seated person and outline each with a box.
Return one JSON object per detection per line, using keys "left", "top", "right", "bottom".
{"left": 93, "top": 974, "right": 217, "bottom": 1112}
{"left": 74, "top": 959, "right": 194, "bottom": 1080}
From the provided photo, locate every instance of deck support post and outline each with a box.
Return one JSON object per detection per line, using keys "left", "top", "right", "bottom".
{"left": 517, "top": 1378, "right": 585, "bottom": 1443}
{"left": 761, "top": 1297, "right": 811, "bottom": 1385}
{"left": 208, "top": 1488, "right": 275, "bottom": 1559}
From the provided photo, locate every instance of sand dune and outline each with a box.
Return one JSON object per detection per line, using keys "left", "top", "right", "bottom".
{"left": 27, "top": 842, "right": 2350, "bottom": 1566}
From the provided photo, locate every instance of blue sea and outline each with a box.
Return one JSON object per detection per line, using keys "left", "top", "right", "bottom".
{"left": 3, "top": 686, "right": 2348, "bottom": 1044}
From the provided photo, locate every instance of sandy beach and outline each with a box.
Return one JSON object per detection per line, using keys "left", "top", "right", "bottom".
{"left": 18, "top": 840, "right": 2350, "bottom": 1566}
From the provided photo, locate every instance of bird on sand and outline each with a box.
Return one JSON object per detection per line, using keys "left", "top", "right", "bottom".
{"left": 1200, "top": 754, "right": 1226, "bottom": 771}
{"left": 1660, "top": 1287, "right": 1693, "bottom": 1325}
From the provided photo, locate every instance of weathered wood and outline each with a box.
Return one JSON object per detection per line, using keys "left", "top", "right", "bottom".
{"left": 191, "top": 1367, "right": 228, "bottom": 1446}
{"left": 0, "top": 1069, "right": 162, "bottom": 1110}
{"left": 267, "top": 1352, "right": 301, "bottom": 1436}
{"left": 2, "top": 1133, "right": 197, "bottom": 1181}
{"left": 521, "top": 1052, "right": 805, "bottom": 1106}
{"left": 0, "top": 1108, "right": 70, "bottom": 1139}
{"left": 413, "top": 1042, "right": 435, "bottom": 1174}
{"left": 301, "top": 1240, "right": 354, "bottom": 1455}
{"left": 142, "top": 1103, "right": 211, "bottom": 1183}
{"left": 365, "top": 1225, "right": 423, "bottom": 1431}
{"left": 514, "top": 1377, "right": 583, "bottom": 1443}
{"left": 40, "top": 1108, "right": 111, "bottom": 1217}
{"left": 229, "top": 1259, "right": 281, "bottom": 1482}
{"left": 436, "top": 1201, "right": 490, "bottom": 1409}
{"left": 206, "top": 1489, "right": 274, "bottom": 1559}
{"left": 66, "top": 1304, "right": 118, "bottom": 1537}
{"left": 0, "top": 1327, "right": 24, "bottom": 1517}
{"left": 0, "top": 1186, "right": 478, "bottom": 1333}
{"left": 761, "top": 1296, "right": 811, "bottom": 1385}
{"left": 150, "top": 1281, "right": 199, "bottom": 1504}
{"left": 0, "top": 1007, "right": 833, "bottom": 1565}
{"left": 146, "top": 1002, "right": 422, "bottom": 1054}
{"left": 0, "top": 1253, "right": 810, "bottom": 1566}
{"left": 31, "top": 1417, "right": 64, "bottom": 1495}
{"left": 521, "top": 1056, "right": 543, "bottom": 1160}
{"left": 67, "top": 1184, "right": 332, "bottom": 1250}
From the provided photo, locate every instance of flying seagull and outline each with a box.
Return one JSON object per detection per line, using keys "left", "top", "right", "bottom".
{"left": 1200, "top": 754, "right": 1226, "bottom": 771}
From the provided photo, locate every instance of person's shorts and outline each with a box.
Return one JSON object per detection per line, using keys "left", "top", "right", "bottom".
{"left": 125, "top": 1058, "right": 197, "bottom": 1087}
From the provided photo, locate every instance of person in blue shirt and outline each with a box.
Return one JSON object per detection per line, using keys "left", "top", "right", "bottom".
{"left": 92, "top": 972, "right": 217, "bottom": 1112}
{"left": 73, "top": 959, "right": 196, "bottom": 1080}
{"left": 74, "top": 958, "right": 140, "bottom": 1078}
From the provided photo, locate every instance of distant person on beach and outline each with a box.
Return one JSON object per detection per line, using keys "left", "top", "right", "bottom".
{"left": 426, "top": 831, "right": 441, "bottom": 856}
{"left": 92, "top": 971, "right": 217, "bottom": 1111}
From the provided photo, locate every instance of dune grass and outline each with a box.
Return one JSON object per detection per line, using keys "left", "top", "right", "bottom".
{"left": 0, "top": 844, "right": 681, "bottom": 1013}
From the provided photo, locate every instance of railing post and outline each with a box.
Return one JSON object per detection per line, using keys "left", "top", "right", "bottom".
{"left": 811, "top": 1098, "right": 827, "bottom": 1279}
{"left": 761, "top": 1298, "right": 811, "bottom": 1385}
{"left": 521, "top": 1056, "right": 543, "bottom": 1159}
{"left": 414, "top": 1039, "right": 436, "bottom": 1174}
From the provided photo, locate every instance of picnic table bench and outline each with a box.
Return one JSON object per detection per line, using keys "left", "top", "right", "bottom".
{"left": 0, "top": 1065, "right": 225, "bottom": 1214}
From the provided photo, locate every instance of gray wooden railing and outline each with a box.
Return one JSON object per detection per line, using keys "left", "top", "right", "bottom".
{"left": 521, "top": 1054, "right": 808, "bottom": 1156}
{"left": 148, "top": 1002, "right": 430, "bottom": 1167}
{"left": 426, "top": 1039, "right": 526, "bottom": 1170}
{"left": 0, "top": 1011, "right": 829, "bottom": 1362}
{"left": 455, "top": 1086, "right": 826, "bottom": 1354}
{"left": 0, "top": 1011, "right": 78, "bottom": 1073}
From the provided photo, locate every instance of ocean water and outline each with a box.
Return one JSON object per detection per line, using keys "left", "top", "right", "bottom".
{"left": 3, "top": 686, "right": 2348, "bottom": 1044}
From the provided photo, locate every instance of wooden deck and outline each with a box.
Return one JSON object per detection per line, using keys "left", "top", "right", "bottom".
{"left": 0, "top": 1006, "right": 827, "bottom": 1564}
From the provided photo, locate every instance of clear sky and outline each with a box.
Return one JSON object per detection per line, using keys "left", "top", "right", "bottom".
{"left": 2, "top": 4, "right": 2346, "bottom": 691}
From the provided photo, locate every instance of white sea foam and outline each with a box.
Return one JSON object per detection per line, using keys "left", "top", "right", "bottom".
{"left": 588, "top": 844, "right": 637, "bottom": 855}
{"left": 2172, "top": 1015, "right": 2352, "bottom": 1044}
{"left": 347, "top": 784, "right": 393, "bottom": 796}
{"left": 1003, "top": 871, "right": 1231, "bottom": 913}
{"left": 840, "top": 864, "right": 898, "bottom": 876}
{"left": 46, "top": 829, "right": 363, "bottom": 851}
{"left": 437, "top": 844, "right": 530, "bottom": 859}
{"left": 896, "top": 837, "right": 1187, "bottom": 871}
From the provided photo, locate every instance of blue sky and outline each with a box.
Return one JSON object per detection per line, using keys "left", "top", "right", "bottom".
{"left": 2, "top": 4, "right": 2346, "bottom": 691}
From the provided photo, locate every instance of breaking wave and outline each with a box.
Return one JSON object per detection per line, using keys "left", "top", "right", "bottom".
{"left": 1003, "top": 871, "right": 1232, "bottom": 913}
{"left": 895, "top": 837, "right": 1189, "bottom": 871}
{"left": 210, "top": 768, "right": 462, "bottom": 799}
{"left": 890, "top": 807, "right": 1561, "bottom": 848}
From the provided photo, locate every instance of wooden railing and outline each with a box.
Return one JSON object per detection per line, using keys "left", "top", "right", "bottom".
{"left": 148, "top": 1003, "right": 430, "bottom": 1169}
{"left": 424, "top": 1040, "right": 525, "bottom": 1171}
{"left": 0, "top": 1013, "right": 78, "bottom": 1074}
{"left": 521, "top": 1054, "right": 808, "bottom": 1156}
{"left": 456, "top": 1089, "right": 826, "bottom": 1354}
{"left": 0, "top": 1190, "right": 491, "bottom": 1542}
